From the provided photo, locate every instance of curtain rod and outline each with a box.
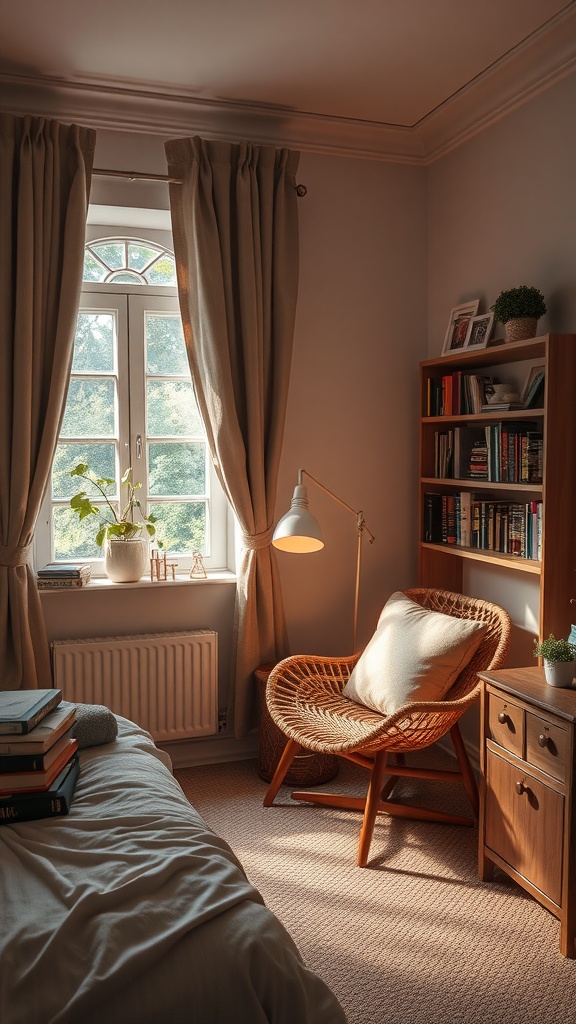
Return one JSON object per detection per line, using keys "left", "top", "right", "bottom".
{"left": 92, "top": 167, "right": 307, "bottom": 195}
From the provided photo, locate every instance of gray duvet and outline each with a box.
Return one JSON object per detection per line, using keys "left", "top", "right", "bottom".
{"left": 0, "top": 715, "right": 346, "bottom": 1024}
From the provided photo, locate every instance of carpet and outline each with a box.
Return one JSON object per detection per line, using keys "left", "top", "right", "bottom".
{"left": 175, "top": 748, "right": 576, "bottom": 1024}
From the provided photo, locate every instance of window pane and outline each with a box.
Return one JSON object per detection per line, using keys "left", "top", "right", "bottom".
{"left": 108, "top": 271, "right": 143, "bottom": 284}
{"left": 83, "top": 251, "right": 107, "bottom": 283}
{"left": 149, "top": 501, "right": 206, "bottom": 555}
{"left": 92, "top": 242, "right": 125, "bottom": 270}
{"left": 53, "top": 505, "right": 105, "bottom": 560}
{"left": 52, "top": 443, "right": 116, "bottom": 498}
{"left": 128, "top": 243, "right": 158, "bottom": 271}
{"left": 145, "top": 313, "right": 188, "bottom": 374}
{"left": 61, "top": 379, "right": 116, "bottom": 437}
{"left": 148, "top": 442, "right": 206, "bottom": 496}
{"left": 147, "top": 380, "right": 203, "bottom": 436}
{"left": 72, "top": 313, "right": 115, "bottom": 373}
{"left": 146, "top": 255, "right": 177, "bottom": 285}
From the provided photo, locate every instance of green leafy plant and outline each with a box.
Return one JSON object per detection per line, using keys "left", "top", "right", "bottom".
{"left": 491, "top": 286, "right": 547, "bottom": 325}
{"left": 533, "top": 634, "right": 576, "bottom": 663}
{"left": 69, "top": 463, "right": 162, "bottom": 548}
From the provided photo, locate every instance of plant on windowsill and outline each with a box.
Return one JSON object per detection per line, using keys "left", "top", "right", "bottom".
{"left": 534, "top": 634, "right": 576, "bottom": 689}
{"left": 491, "top": 285, "right": 547, "bottom": 343}
{"left": 69, "top": 463, "right": 162, "bottom": 583}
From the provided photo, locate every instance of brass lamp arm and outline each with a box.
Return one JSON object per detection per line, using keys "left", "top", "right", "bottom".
{"left": 298, "top": 469, "right": 376, "bottom": 545}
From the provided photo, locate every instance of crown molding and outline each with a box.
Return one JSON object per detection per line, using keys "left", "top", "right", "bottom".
{"left": 1, "top": 5, "right": 575, "bottom": 165}
{"left": 417, "top": 3, "right": 576, "bottom": 163}
{"left": 0, "top": 72, "right": 424, "bottom": 164}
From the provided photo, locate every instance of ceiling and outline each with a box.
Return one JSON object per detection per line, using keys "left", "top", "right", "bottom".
{"left": 1, "top": 0, "right": 575, "bottom": 161}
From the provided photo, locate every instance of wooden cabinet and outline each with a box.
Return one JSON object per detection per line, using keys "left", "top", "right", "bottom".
{"left": 418, "top": 334, "right": 576, "bottom": 640}
{"left": 478, "top": 666, "right": 576, "bottom": 957}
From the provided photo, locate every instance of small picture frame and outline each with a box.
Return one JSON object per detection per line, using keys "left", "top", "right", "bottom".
{"left": 521, "top": 360, "right": 545, "bottom": 407}
{"left": 464, "top": 312, "right": 494, "bottom": 350}
{"left": 442, "top": 300, "right": 480, "bottom": 354}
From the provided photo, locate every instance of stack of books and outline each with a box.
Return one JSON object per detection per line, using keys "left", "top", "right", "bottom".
{"left": 36, "top": 563, "right": 91, "bottom": 590}
{"left": 0, "top": 690, "right": 79, "bottom": 824}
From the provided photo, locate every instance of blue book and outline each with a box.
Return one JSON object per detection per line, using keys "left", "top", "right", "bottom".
{"left": 0, "top": 690, "right": 62, "bottom": 735}
{"left": 0, "top": 754, "right": 79, "bottom": 824}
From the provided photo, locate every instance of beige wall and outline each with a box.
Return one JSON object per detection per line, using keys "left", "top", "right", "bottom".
{"left": 276, "top": 151, "right": 426, "bottom": 655}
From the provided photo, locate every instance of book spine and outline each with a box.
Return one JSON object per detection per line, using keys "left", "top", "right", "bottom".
{"left": 0, "top": 755, "right": 79, "bottom": 824}
{"left": 37, "top": 578, "right": 89, "bottom": 589}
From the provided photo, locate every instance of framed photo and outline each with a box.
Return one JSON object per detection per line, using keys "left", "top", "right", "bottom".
{"left": 521, "top": 360, "right": 546, "bottom": 407}
{"left": 442, "top": 300, "right": 480, "bottom": 354}
{"left": 464, "top": 312, "right": 494, "bottom": 350}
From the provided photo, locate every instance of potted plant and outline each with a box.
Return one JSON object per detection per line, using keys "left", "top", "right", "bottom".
{"left": 534, "top": 634, "right": 576, "bottom": 688}
{"left": 491, "top": 285, "right": 547, "bottom": 342}
{"left": 69, "top": 463, "right": 161, "bottom": 582}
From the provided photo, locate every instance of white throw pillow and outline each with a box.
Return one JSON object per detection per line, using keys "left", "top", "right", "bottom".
{"left": 343, "top": 591, "right": 486, "bottom": 715}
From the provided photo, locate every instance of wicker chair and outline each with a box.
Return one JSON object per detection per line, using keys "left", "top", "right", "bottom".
{"left": 263, "top": 588, "right": 511, "bottom": 867}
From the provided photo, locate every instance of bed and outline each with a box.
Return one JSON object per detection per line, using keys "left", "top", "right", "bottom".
{"left": 0, "top": 712, "right": 346, "bottom": 1024}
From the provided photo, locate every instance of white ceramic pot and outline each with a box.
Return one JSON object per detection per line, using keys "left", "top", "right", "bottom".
{"left": 104, "top": 537, "right": 149, "bottom": 583}
{"left": 543, "top": 659, "right": 576, "bottom": 688}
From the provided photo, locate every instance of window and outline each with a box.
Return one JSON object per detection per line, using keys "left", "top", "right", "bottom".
{"left": 36, "top": 239, "right": 229, "bottom": 575}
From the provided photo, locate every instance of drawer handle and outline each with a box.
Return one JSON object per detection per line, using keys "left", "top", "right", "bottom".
{"left": 515, "top": 781, "right": 525, "bottom": 795}
{"left": 498, "top": 712, "right": 508, "bottom": 724}
{"left": 538, "top": 734, "right": 549, "bottom": 748}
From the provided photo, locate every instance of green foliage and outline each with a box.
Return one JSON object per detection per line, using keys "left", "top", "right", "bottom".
{"left": 68, "top": 463, "right": 162, "bottom": 548}
{"left": 491, "top": 286, "right": 547, "bottom": 324}
{"left": 533, "top": 634, "right": 576, "bottom": 662}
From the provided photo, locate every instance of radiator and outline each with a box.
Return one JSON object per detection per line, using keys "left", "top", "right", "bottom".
{"left": 51, "top": 630, "right": 218, "bottom": 742}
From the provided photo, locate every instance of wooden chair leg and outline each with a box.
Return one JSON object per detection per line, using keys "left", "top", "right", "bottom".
{"left": 450, "top": 722, "right": 479, "bottom": 818}
{"left": 357, "top": 749, "right": 389, "bottom": 868}
{"left": 263, "top": 738, "right": 301, "bottom": 807}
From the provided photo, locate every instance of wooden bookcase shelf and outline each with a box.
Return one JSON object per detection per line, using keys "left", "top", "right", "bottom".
{"left": 418, "top": 334, "right": 576, "bottom": 639}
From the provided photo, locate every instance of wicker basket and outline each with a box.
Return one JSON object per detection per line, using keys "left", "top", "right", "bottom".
{"left": 255, "top": 665, "right": 339, "bottom": 785}
{"left": 504, "top": 317, "right": 538, "bottom": 342}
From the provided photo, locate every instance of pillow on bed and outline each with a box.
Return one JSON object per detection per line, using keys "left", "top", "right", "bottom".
{"left": 342, "top": 591, "right": 486, "bottom": 715}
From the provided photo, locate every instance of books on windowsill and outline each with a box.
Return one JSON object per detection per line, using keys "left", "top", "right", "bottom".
{"left": 36, "top": 563, "right": 91, "bottom": 589}
{"left": 0, "top": 689, "right": 62, "bottom": 735}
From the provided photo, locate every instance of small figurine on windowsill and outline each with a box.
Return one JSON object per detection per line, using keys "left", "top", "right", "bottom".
{"left": 189, "top": 552, "right": 207, "bottom": 579}
{"left": 150, "top": 549, "right": 179, "bottom": 581}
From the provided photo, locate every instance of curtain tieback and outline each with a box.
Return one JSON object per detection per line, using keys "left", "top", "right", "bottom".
{"left": 242, "top": 528, "right": 274, "bottom": 551}
{"left": 0, "top": 543, "right": 32, "bottom": 567}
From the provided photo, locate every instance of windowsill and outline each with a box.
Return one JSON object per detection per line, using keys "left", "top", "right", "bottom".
{"left": 38, "top": 570, "right": 237, "bottom": 593}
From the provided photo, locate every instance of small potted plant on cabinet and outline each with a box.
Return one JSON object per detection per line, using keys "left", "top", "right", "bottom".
{"left": 491, "top": 285, "right": 547, "bottom": 342}
{"left": 534, "top": 634, "right": 576, "bottom": 688}
{"left": 69, "top": 463, "right": 161, "bottom": 582}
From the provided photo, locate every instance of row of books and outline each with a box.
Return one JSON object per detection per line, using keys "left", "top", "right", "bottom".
{"left": 36, "top": 562, "right": 91, "bottom": 590}
{"left": 426, "top": 369, "right": 545, "bottom": 417}
{"left": 434, "top": 423, "right": 543, "bottom": 483}
{"left": 423, "top": 491, "right": 542, "bottom": 560}
{"left": 0, "top": 690, "right": 79, "bottom": 823}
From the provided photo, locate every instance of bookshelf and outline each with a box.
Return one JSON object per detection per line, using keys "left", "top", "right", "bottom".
{"left": 418, "top": 334, "right": 576, "bottom": 640}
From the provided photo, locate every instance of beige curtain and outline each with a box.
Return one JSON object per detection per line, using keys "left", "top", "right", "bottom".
{"left": 165, "top": 136, "right": 300, "bottom": 737}
{"left": 0, "top": 114, "right": 95, "bottom": 690}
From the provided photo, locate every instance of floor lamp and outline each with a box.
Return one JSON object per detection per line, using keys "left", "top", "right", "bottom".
{"left": 272, "top": 468, "right": 375, "bottom": 651}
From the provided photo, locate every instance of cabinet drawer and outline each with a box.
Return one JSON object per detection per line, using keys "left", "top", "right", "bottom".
{"left": 526, "top": 712, "right": 567, "bottom": 783}
{"left": 488, "top": 693, "right": 523, "bottom": 757}
{"left": 485, "top": 749, "right": 564, "bottom": 905}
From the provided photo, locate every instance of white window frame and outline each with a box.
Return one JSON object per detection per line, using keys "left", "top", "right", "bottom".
{"left": 35, "top": 280, "right": 231, "bottom": 576}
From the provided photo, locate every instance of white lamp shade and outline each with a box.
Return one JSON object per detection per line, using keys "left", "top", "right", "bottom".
{"left": 272, "top": 484, "right": 324, "bottom": 553}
